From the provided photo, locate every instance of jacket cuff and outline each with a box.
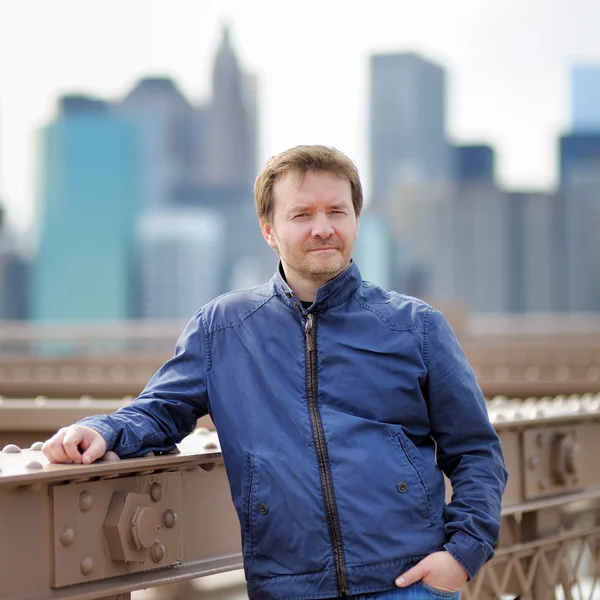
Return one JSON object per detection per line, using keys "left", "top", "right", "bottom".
{"left": 443, "top": 531, "right": 494, "bottom": 579}
{"left": 77, "top": 416, "right": 118, "bottom": 454}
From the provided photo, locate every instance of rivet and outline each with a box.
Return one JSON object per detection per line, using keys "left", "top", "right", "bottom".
{"left": 80, "top": 556, "right": 94, "bottom": 575}
{"left": 60, "top": 526, "right": 75, "bottom": 546}
{"left": 25, "top": 460, "right": 43, "bottom": 470}
{"left": 151, "top": 542, "right": 165, "bottom": 563}
{"left": 2, "top": 444, "right": 21, "bottom": 453}
{"left": 397, "top": 482, "right": 409, "bottom": 493}
{"left": 30, "top": 441, "right": 44, "bottom": 451}
{"left": 163, "top": 510, "right": 177, "bottom": 528}
{"left": 258, "top": 503, "right": 269, "bottom": 515}
{"left": 203, "top": 441, "right": 219, "bottom": 450}
{"left": 150, "top": 482, "right": 163, "bottom": 502}
{"left": 79, "top": 491, "right": 93, "bottom": 512}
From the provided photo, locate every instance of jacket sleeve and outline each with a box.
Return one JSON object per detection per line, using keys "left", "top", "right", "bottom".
{"left": 424, "top": 308, "right": 508, "bottom": 579}
{"left": 77, "top": 310, "right": 210, "bottom": 458}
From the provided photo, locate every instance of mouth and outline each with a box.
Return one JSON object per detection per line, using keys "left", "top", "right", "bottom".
{"left": 308, "top": 247, "right": 339, "bottom": 252}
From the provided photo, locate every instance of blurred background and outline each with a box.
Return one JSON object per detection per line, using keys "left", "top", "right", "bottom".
{"left": 2, "top": 0, "right": 600, "bottom": 324}
{"left": 2, "top": 3, "right": 600, "bottom": 598}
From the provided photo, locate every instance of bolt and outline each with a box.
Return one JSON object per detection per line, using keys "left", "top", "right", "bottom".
{"left": 80, "top": 556, "right": 94, "bottom": 575}
{"left": 25, "top": 460, "right": 43, "bottom": 470}
{"left": 2, "top": 444, "right": 20, "bottom": 453}
{"left": 150, "top": 482, "right": 163, "bottom": 503}
{"left": 151, "top": 542, "right": 165, "bottom": 563}
{"left": 60, "top": 526, "right": 75, "bottom": 546}
{"left": 130, "top": 506, "right": 159, "bottom": 550}
{"left": 79, "top": 491, "right": 93, "bottom": 512}
{"left": 163, "top": 510, "right": 177, "bottom": 528}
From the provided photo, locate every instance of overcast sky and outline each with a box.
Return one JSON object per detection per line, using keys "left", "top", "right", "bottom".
{"left": 1, "top": 0, "right": 600, "bottom": 230}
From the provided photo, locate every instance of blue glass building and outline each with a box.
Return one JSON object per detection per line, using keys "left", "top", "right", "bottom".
{"left": 571, "top": 65, "right": 600, "bottom": 132}
{"left": 32, "top": 96, "right": 138, "bottom": 321}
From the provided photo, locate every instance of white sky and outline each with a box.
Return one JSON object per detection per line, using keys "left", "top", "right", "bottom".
{"left": 1, "top": 0, "right": 600, "bottom": 231}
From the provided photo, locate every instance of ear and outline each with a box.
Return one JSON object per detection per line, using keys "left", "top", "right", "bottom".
{"left": 260, "top": 218, "right": 278, "bottom": 251}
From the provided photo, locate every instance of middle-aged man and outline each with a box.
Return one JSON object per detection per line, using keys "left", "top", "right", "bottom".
{"left": 43, "top": 145, "right": 508, "bottom": 600}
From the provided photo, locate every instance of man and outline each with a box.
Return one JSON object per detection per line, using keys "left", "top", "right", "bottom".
{"left": 43, "top": 145, "right": 507, "bottom": 600}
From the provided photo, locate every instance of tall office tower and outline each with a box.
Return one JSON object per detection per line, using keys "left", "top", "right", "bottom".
{"left": 561, "top": 162, "right": 600, "bottom": 312}
{"left": 203, "top": 25, "right": 258, "bottom": 186}
{"left": 0, "top": 204, "right": 29, "bottom": 319}
{"left": 137, "top": 208, "right": 225, "bottom": 319}
{"left": 369, "top": 52, "right": 450, "bottom": 210}
{"left": 32, "top": 95, "right": 138, "bottom": 321}
{"left": 116, "top": 77, "right": 197, "bottom": 207}
{"left": 430, "top": 182, "right": 511, "bottom": 313}
{"left": 505, "top": 192, "right": 560, "bottom": 313}
{"left": 453, "top": 144, "right": 495, "bottom": 184}
{"left": 571, "top": 65, "right": 600, "bottom": 132}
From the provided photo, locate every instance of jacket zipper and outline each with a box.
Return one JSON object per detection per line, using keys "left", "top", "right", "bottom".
{"left": 304, "top": 313, "right": 350, "bottom": 596}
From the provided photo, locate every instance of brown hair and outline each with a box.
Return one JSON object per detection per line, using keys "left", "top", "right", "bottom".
{"left": 254, "top": 145, "right": 364, "bottom": 224}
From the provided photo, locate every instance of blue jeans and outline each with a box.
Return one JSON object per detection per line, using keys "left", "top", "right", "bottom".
{"left": 349, "top": 582, "right": 460, "bottom": 599}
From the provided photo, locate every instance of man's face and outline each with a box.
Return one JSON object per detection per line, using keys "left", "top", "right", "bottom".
{"left": 260, "top": 170, "right": 359, "bottom": 286}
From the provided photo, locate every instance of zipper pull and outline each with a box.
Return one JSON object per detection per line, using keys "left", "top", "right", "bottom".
{"left": 305, "top": 313, "right": 314, "bottom": 351}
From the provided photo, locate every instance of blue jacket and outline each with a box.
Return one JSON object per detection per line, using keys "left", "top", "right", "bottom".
{"left": 80, "top": 262, "right": 507, "bottom": 600}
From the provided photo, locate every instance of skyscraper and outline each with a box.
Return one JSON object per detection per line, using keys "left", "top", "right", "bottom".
{"left": 137, "top": 208, "right": 225, "bottom": 319}
{"left": 0, "top": 204, "right": 29, "bottom": 319}
{"left": 203, "top": 25, "right": 257, "bottom": 186}
{"left": 32, "top": 95, "right": 138, "bottom": 321}
{"left": 116, "top": 77, "right": 197, "bottom": 208}
{"left": 369, "top": 52, "right": 450, "bottom": 210}
{"left": 571, "top": 65, "right": 600, "bottom": 132}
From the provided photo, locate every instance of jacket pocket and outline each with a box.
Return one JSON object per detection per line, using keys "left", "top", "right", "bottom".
{"left": 394, "top": 431, "right": 438, "bottom": 527}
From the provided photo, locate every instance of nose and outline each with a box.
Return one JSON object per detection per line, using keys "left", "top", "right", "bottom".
{"left": 311, "top": 212, "right": 335, "bottom": 239}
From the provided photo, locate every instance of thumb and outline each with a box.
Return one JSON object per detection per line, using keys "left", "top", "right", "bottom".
{"left": 395, "top": 561, "right": 427, "bottom": 588}
{"left": 82, "top": 436, "right": 106, "bottom": 464}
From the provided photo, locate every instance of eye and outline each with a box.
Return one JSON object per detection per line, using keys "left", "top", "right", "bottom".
{"left": 293, "top": 213, "right": 309, "bottom": 219}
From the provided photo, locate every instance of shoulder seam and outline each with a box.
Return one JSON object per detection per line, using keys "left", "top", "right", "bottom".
{"left": 207, "top": 293, "right": 276, "bottom": 334}
{"left": 422, "top": 306, "right": 434, "bottom": 368}
{"left": 200, "top": 309, "right": 212, "bottom": 372}
{"left": 352, "top": 292, "right": 423, "bottom": 332}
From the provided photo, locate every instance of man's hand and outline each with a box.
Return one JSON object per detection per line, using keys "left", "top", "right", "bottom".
{"left": 395, "top": 551, "right": 468, "bottom": 593}
{"left": 42, "top": 425, "right": 107, "bottom": 465}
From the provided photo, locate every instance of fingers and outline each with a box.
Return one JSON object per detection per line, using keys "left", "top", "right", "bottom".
{"left": 42, "top": 426, "right": 106, "bottom": 464}
{"left": 62, "top": 428, "right": 86, "bottom": 463}
{"left": 81, "top": 435, "right": 107, "bottom": 464}
{"left": 42, "top": 429, "right": 73, "bottom": 464}
{"left": 396, "top": 559, "right": 427, "bottom": 587}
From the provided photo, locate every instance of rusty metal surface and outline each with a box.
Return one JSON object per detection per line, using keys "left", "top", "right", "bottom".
{"left": 0, "top": 397, "right": 215, "bottom": 448}
{"left": 0, "top": 430, "right": 242, "bottom": 600}
{"left": 1, "top": 393, "right": 600, "bottom": 599}
{"left": 2, "top": 316, "right": 600, "bottom": 399}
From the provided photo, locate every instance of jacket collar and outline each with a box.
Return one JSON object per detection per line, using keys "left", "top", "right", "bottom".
{"left": 272, "top": 260, "right": 363, "bottom": 313}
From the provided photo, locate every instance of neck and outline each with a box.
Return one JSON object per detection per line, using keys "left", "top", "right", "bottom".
{"left": 280, "top": 262, "right": 350, "bottom": 302}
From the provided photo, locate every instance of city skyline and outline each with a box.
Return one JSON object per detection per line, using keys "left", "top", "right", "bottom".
{"left": 2, "top": 0, "right": 600, "bottom": 231}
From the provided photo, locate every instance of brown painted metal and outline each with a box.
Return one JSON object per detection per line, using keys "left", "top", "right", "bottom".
{"left": 0, "top": 398, "right": 215, "bottom": 448}
{"left": 2, "top": 316, "right": 600, "bottom": 399}
{"left": 0, "top": 431, "right": 242, "bottom": 600}
{"left": 1, "top": 393, "right": 600, "bottom": 599}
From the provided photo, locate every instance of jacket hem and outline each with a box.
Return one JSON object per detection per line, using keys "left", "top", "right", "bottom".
{"left": 247, "top": 553, "right": 429, "bottom": 600}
